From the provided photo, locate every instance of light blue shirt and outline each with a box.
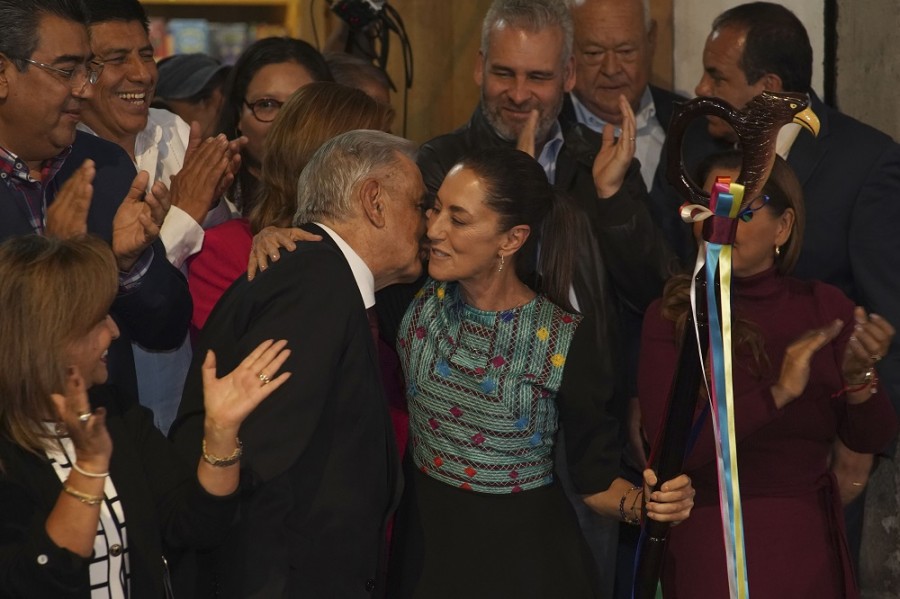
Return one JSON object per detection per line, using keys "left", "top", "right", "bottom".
{"left": 536, "top": 121, "right": 565, "bottom": 185}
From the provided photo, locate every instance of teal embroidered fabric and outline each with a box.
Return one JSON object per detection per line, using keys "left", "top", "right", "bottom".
{"left": 399, "top": 279, "right": 582, "bottom": 494}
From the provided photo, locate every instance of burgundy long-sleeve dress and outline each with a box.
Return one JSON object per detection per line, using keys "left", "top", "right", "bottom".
{"left": 639, "top": 267, "right": 897, "bottom": 598}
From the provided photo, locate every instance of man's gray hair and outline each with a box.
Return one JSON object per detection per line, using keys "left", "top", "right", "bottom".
{"left": 293, "top": 129, "right": 417, "bottom": 225}
{"left": 481, "top": 0, "right": 573, "bottom": 64}
{"left": 569, "top": 0, "right": 652, "bottom": 32}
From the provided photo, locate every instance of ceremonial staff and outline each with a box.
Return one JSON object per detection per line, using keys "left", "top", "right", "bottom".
{"left": 632, "top": 92, "right": 819, "bottom": 599}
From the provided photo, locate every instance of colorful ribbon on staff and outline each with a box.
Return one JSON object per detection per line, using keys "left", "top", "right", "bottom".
{"left": 679, "top": 177, "right": 751, "bottom": 599}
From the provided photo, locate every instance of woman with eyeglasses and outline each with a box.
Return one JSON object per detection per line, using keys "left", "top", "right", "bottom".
{"left": 188, "top": 81, "right": 393, "bottom": 335}
{"left": 216, "top": 37, "right": 332, "bottom": 214}
{"left": 0, "top": 234, "right": 291, "bottom": 598}
{"left": 638, "top": 152, "right": 897, "bottom": 598}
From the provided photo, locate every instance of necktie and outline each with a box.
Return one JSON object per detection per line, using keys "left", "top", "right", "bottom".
{"left": 365, "top": 305, "right": 408, "bottom": 458}
{"left": 366, "top": 306, "right": 380, "bottom": 354}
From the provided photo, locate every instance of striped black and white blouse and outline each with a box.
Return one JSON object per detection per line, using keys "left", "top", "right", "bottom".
{"left": 45, "top": 431, "right": 130, "bottom": 598}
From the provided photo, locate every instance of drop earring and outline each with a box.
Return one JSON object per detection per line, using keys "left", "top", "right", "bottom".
{"left": 775, "top": 245, "right": 781, "bottom": 257}
{"left": 498, "top": 254, "right": 505, "bottom": 273}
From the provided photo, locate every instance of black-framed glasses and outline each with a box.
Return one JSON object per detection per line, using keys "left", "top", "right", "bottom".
{"left": 243, "top": 98, "right": 284, "bottom": 123}
{"left": 20, "top": 58, "right": 104, "bottom": 89}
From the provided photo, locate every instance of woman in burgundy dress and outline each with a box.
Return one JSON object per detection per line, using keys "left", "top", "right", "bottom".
{"left": 639, "top": 153, "right": 897, "bottom": 598}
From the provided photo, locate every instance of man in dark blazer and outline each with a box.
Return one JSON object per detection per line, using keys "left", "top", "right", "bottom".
{"left": 170, "top": 130, "right": 426, "bottom": 598}
{"left": 0, "top": 0, "right": 191, "bottom": 400}
{"left": 694, "top": 1, "right": 900, "bottom": 586}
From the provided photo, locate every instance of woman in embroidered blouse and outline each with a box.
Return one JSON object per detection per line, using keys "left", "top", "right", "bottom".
{"left": 387, "top": 148, "right": 695, "bottom": 598}
{"left": 638, "top": 153, "right": 897, "bottom": 598}
{"left": 0, "top": 235, "right": 291, "bottom": 598}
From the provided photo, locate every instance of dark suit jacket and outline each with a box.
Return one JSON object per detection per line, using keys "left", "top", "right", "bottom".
{"left": 170, "top": 225, "right": 400, "bottom": 598}
{"left": 0, "top": 132, "right": 192, "bottom": 399}
{"left": 788, "top": 92, "right": 900, "bottom": 415}
{"left": 561, "top": 86, "right": 730, "bottom": 267}
{"left": 0, "top": 385, "right": 238, "bottom": 599}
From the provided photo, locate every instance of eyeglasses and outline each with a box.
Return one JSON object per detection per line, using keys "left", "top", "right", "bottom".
{"left": 243, "top": 98, "right": 284, "bottom": 123}
{"left": 20, "top": 58, "right": 104, "bottom": 89}
{"left": 738, "top": 194, "right": 771, "bottom": 222}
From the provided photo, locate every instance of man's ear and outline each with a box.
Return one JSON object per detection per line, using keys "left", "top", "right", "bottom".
{"left": 500, "top": 224, "right": 531, "bottom": 255}
{"left": 0, "top": 56, "right": 10, "bottom": 100}
{"left": 647, "top": 19, "right": 658, "bottom": 55}
{"left": 474, "top": 51, "right": 485, "bottom": 87}
{"left": 360, "top": 177, "right": 386, "bottom": 228}
{"left": 760, "top": 72, "right": 784, "bottom": 92}
{"left": 562, "top": 55, "right": 575, "bottom": 93}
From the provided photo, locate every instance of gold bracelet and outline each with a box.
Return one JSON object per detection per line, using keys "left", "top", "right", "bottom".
{"left": 62, "top": 484, "right": 103, "bottom": 506}
{"left": 201, "top": 437, "right": 243, "bottom": 467}
{"left": 71, "top": 462, "right": 109, "bottom": 479}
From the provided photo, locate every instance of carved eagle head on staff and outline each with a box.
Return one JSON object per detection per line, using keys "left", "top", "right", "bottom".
{"left": 666, "top": 91, "right": 820, "bottom": 209}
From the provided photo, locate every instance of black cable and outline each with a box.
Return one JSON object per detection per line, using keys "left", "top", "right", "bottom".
{"left": 327, "top": 1, "right": 415, "bottom": 136}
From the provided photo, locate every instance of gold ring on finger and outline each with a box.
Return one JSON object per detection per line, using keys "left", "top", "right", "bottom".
{"left": 258, "top": 372, "right": 271, "bottom": 385}
{"left": 871, "top": 354, "right": 882, "bottom": 363}
{"left": 78, "top": 411, "right": 92, "bottom": 424}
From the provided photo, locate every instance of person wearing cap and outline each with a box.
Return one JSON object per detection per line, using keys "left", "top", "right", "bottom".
{"left": 154, "top": 53, "right": 230, "bottom": 140}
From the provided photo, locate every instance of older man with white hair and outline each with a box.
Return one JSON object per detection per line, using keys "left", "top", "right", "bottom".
{"left": 171, "top": 129, "right": 426, "bottom": 598}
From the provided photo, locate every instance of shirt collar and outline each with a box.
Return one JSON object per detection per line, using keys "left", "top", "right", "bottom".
{"left": 314, "top": 222, "right": 376, "bottom": 309}
{"left": 0, "top": 144, "right": 71, "bottom": 184}
{"left": 536, "top": 120, "right": 565, "bottom": 177}
{"left": 570, "top": 87, "right": 656, "bottom": 133}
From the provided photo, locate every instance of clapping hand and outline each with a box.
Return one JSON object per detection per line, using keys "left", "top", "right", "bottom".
{"left": 46, "top": 159, "right": 94, "bottom": 239}
{"left": 202, "top": 339, "right": 292, "bottom": 433}
{"left": 593, "top": 94, "right": 637, "bottom": 199}
{"left": 516, "top": 109, "right": 540, "bottom": 158}
{"left": 771, "top": 319, "right": 843, "bottom": 408}
{"left": 50, "top": 367, "right": 112, "bottom": 473}
{"left": 842, "top": 307, "right": 894, "bottom": 401}
{"left": 112, "top": 171, "right": 170, "bottom": 272}
{"left": 168, "top": 123, "right": 232, "bottom": 225}
{"left": 842, "top": 307, "right": 894, "bottom": 379}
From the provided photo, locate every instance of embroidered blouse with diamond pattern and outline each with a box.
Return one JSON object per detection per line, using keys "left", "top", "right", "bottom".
{"left": 399, "top": 280, "right": 582, "bottom": 494}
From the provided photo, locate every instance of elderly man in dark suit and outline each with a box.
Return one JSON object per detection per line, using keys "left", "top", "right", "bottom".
{"left": 171, "top": 130, "right": 426, "bottom": 598}
{"left": 0, "top": 0, "right": 191, "bottom": 400}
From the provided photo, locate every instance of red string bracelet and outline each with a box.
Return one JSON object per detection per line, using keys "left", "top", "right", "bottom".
{"left": 832, "top": 368, "right": 878, "bottom": 398}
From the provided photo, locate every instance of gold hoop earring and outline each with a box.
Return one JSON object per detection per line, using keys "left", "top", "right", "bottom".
{"left": 498, "top": 254, "right": 505, "bottom": 273}
{"left": 775, "top": 245, "right": 781, "bottom": 257}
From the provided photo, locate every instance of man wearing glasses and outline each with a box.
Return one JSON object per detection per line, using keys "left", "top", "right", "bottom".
{"left": 0, "top": 0, "right": 191, "bottom": 406}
